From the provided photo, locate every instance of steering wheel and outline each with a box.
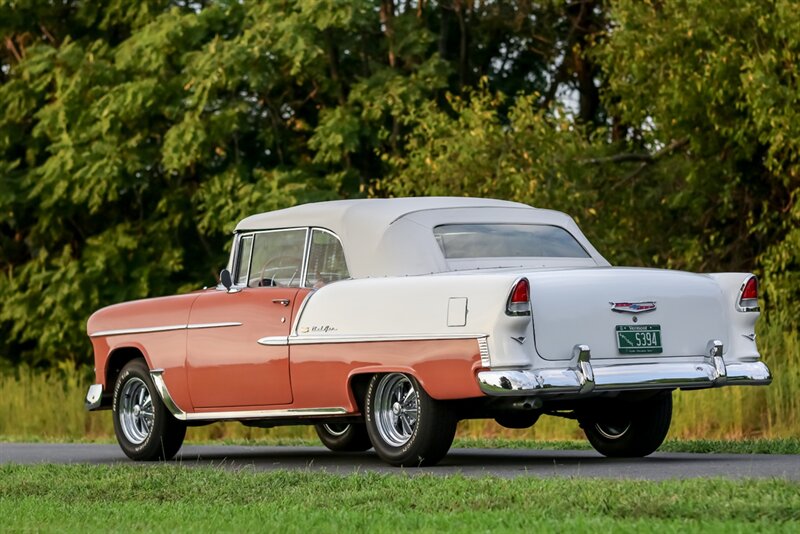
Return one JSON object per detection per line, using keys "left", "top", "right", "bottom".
{"left": 256, "top": 256, "right": 301, "bottom": 287}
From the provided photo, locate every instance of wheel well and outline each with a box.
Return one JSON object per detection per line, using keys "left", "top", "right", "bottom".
{"left": 105, "top": 347, "right": 146, "bottom": 389}
{"left": 349, "top": 374, "right": 372, "bottom": 413}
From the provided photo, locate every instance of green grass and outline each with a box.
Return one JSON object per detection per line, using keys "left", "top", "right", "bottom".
{"left": 0, "top": 465, "right": 798, "bottom": 533}
{"left": 1, "top": 317, "right": 797, "bottom": 444}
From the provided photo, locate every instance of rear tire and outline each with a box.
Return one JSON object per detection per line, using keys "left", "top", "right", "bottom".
{"left": 579, "top": 391, "right": 672, "bottom": 457}
{"left": 315, "top": 422, "right": 373, "bottom": 452}
{"left": 112, "top": 359, "right": 186, "bottom": 461}
{"left": 365, "top": 373, "right": 456, "bottom": 467}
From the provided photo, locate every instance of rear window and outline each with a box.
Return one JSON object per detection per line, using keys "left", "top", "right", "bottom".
{"left": 433, "top": 224, "right": 589, "bottom": 259}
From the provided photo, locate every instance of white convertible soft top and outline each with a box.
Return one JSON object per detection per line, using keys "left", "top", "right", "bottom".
{"left": 234, "top": 197, "right": 609, "bottom": 277}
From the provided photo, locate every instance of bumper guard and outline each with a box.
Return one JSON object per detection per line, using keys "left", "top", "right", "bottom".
{"left": 85, "top": 384, "right": 104, "bottom": 410}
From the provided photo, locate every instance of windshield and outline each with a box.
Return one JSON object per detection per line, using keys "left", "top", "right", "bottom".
{"left": 433, "top": 224, "right": 589, "bottom": 259}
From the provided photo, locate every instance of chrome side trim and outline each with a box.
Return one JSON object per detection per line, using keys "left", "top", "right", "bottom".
{"left": 478, "top": 337, "right": 491, "bottom": 367}
{"left": 287, "top": 333, "right": 487, "bottom": 345}
{"left": 90, "top": 324, "right": 187, "bottom": 338}
{"left": 259, "top": 332, "right": 487, "bottom": 347}
{"left": 84, "top": 384, "right": 103, "bottom": 411}
{"left": 186, "top": 322, "right": 242, "bottom": 330}
{"left": 149, "top": 369, "right": 348, "bottom": 421}
{"left": 258, "top": 336, "right": 289, "bottom": 346}
{"left": 90, "top": 322, "right": 241, "bottom": 338}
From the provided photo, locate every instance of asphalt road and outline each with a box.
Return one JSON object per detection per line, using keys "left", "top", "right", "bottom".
{"left": 2, "top": 443, "right": 799, "bottom": 479}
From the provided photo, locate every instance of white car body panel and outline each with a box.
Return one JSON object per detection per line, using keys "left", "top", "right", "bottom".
{"left": 296, "top": 267, "right": 759, "bottom": 367}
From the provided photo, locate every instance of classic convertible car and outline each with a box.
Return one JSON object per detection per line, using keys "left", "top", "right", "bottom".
{"left": 85, "top": 197, "right": 771, "bottom": 466}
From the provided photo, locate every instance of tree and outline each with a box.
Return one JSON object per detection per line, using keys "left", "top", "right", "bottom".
{"left": 597, "top": 0, "right": 800, "bottom": 322}
{"left": 0, "top": 1, "right": 612, "bottom": 367}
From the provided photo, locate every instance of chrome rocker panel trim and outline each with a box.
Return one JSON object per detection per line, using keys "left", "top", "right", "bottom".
{"left": 85, "top": 384, "right": 104, "bottom": 411}
{"left": 149, "top": 369, "right": 347, "bottom": 421}
{"left": 477, "top": 341, "right": 772, "bottom": 396}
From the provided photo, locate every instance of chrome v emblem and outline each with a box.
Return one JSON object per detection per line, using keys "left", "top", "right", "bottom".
{"left": 610, "top": 301, "right": 656, "bottom": 313}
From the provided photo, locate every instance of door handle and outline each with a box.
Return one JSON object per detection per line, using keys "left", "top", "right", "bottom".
{"left": 272, "top": 298, "right": 290, "bottom": 307}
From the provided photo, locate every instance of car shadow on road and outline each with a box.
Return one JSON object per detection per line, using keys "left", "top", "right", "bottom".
{"left": 154, "top": 446, "right": 741, "bottom": 478}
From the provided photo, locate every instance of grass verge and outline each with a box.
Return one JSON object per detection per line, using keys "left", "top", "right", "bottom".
{"left": 1, "top": 465, "right": 798, "bottom": 532}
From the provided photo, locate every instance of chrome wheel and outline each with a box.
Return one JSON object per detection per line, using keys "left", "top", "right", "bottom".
{"left": 118, "top": 377, "right": 155, "bottom": 445}
{"left": 373, "top": 373, "right": 419, "bottom": 447}
{"left": 322, "top": 423, "right": 350, "bottom": 437}
{"left": 594, "top": 420, "right": 631, "bottom": 440}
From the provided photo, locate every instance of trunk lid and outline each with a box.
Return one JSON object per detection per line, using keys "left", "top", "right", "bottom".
{"left": 528, "top": 267, "right": 728, "bottom": 360}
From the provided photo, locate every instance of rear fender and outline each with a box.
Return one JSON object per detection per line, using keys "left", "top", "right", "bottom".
{"left": 707, "top": 273, "right": 761, "bottom": 361}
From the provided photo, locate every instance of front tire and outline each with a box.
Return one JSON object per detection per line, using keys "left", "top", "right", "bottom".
{"left": 579, "top": 391, "right": 672, "bottom": 457}
{"left": 314, "top": 422, "right": 372, "bottom": 452}
{"left": 112, "top": 359, "right": 186, "bottom": 461}
{"left": 365, "top": 373, "right": 456, "bottom": 467}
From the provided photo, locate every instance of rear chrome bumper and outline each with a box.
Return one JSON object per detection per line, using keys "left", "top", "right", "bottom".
{"left": 477, "top": 342, "right": 772, "bottom": 396}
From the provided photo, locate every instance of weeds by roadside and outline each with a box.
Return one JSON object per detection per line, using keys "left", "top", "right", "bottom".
{"left": 2, "top": 318, "right": 797, "bottom": 443}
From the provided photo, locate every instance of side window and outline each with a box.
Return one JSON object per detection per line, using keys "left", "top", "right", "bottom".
{"left": 305, "top": 229, "right": 349, "bottom": 288}
{"left": 235, "top": 235, "right": 253, "bottom": 286}
{"left": 247, "top": 229, "right": 307, "bottom": 288}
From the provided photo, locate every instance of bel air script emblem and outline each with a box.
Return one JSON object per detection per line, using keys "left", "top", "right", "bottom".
{"left": 610, "top": 301, "right": 657, "bottom": 313}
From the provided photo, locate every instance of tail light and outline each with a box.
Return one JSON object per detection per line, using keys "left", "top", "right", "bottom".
{"left": 506, "top": 278, "right": 531, "bottom": 316}
{"left": 737, "top": 276, "right": 760, "bottom": 312}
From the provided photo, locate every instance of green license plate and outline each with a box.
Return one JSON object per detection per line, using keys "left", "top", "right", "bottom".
{"left": 616, "top": 325, "right": 662, "bottom": 354}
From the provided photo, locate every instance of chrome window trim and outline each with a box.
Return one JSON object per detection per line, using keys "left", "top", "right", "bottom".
{"left": 433, "top": 222, "right": 591, "bottom": 260}
{"left": 302, "top": 227, "right": 351, "bottom": 288}
{"left": 90, "top": 322, "right": 242, "bottom": 338}
{"left": 231, "top": 226, "right": 348, "bottom": 290}
{"left": 234, "top": 233, "right": 255, "bottom": 287}
{"left": 231, "top": 227, "right": 309, "bottom": 290}
{"left": 300, "top": 227, "right": 313, "bottom": 289}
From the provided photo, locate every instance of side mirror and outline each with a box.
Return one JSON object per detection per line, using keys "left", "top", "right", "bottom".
{"left": 219, "top": 269, "right": 233, "bottom": 291}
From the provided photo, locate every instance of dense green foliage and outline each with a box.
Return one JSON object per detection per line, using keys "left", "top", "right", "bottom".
{"left": 1, "top": 0, "right": 798, "bottom": 366}
{"left": 1, "top": 465, "right": 799, "bottom": 532}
